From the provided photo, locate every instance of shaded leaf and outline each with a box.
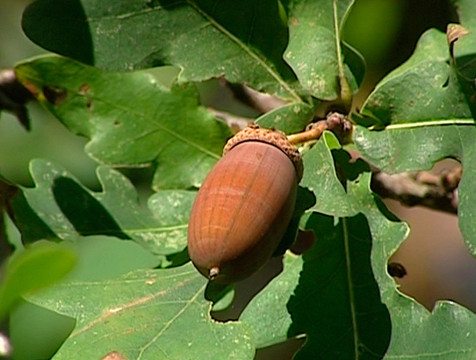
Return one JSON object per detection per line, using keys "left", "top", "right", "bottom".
{"left": 13, "top": 160, "right": 195, "bottom": 256}
{"left": 289, "top": 213, "right": 391, "bottom": 360}
{"left": 15, "top": 55, "right": 231, "bottom": 190}
{"left": 0, "top": 241, "right": 77, "bottom": 320}
{"left": 243, "top": 169, "right": 394, "bottom": 359}
{"left": 450, "top": 0, "right": 476, "bottom": 116}
{"left": 243, "top": 166, "right": 476, "bottom": 359}
{"left": 26, "top": 263, "right": 255, "bottom": 360}
{"left": 22, "top": 0, "right": 302, "bottom": 101}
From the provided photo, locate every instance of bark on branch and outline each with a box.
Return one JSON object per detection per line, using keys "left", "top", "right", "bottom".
{"left": 371, "top": 166, "right": 461, "bottom": 214}
{"left": 224, "top": 81, "right": 286, "bottom": 114}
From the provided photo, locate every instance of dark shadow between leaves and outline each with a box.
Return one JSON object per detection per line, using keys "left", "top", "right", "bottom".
{"left": 210, "top": 186, "right": 316, "bottom": 321}
{"left": 287, "top": 213, "right": 391, "bottom": 359}
{"left": 163, "top": 247, "right": 190, "bottom": 268}
{"left": 11, "top": 193, "right": 58, "bottom": 245}
{"left": 255, "top": 336, "right": 306, "bottom": 360}
{"left": 210, "top": 256, "right": 284, "bottom": 322}
{"left": 52, "top": 177, "right": 128, "bottom": 239}
{"left": 274, "top": 186, "right": 316, "bottom": 256}
{"left": 332, "top": 148, "right": 370, "bottom": 186}
{"left": 22, "top": 0, "right": 94, "bottom": 65}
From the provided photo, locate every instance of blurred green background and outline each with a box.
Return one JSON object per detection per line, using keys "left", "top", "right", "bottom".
{"left": 0, "top": 0, "right": 459, "bottom": 359}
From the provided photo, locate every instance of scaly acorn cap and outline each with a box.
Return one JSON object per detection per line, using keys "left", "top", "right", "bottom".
{"left": 223, "top": 124, "right": 303, "bottom": 181}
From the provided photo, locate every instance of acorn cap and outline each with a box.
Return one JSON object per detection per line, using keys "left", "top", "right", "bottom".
{"left": 223, "top": 124, "right": 303, "bottom": 180}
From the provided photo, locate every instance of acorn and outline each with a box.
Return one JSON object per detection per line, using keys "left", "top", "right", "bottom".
{"left": 187, "top": 125, "right": 303, "bottom": 283}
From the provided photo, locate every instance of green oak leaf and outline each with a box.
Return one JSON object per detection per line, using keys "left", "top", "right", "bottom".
{"left": 15, "top": 55, "right": 231, "bottom": 190}
{"left": 363, "top": 184, "right": 476, "bottom": 359}
{"left": 284, "top": 0, "right": 364, "bottom": 100}
{"left": 355, "top": 125, "right": 476, "bottom": 266}
{"left": 450, "top": 0, "right": 476, "bottom": 116}
{"left": 354, "top": 29, "right": 472, "bottom": 128}
{"left": 243, "top": 167, "right": 476, "bottom": 358}
{"left": 353, "top": 28, "right": 476, "bottom": 263}
{"left": 25, "top": 263, "right": 255, "bottom": 360}
{"left": 242, "top": 168, "right": 395, "bottom": 359}
{"left": 256, "top": 102, "right": 315, "bottom": 134}
{"left": 13, "top": 159, "right": 195, "bottom": 256}
{"left": 240, "top": 253, "right": 302, "bottom": 348}
{"left": 22, "top": 0, "right": 302, "bottom": 101}
{"left": 300, "top": 131, "right": 370, "bottom": 217}
{"left": 348, "top": 23, "right": 476, "bottom": 357}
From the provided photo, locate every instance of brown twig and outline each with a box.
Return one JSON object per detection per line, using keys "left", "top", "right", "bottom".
{"left": 371, "top": 167, "right": 461, "bottom": 214}
{"left": 0, "top": 69, "right": 34, "bottom": 131}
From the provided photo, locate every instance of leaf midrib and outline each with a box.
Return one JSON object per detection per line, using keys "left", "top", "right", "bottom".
{"left": 342, "top": 218, "right": 359, "bottom": 360}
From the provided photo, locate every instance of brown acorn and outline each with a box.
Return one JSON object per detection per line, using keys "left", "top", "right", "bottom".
{"left": 187, "top": 125, "right": 303, "bottom": 283}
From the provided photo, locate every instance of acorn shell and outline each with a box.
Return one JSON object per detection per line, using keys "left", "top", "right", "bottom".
{"left": 187, "top": 126, "right": 301, "bottom": 283}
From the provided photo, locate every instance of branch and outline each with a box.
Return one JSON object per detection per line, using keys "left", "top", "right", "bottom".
{"left": 287, "top": 112, "right": 353, "bottom": 145}
{"left": 0, "top": 69, "right": 34, "bottom": 130}
{"left": 224, "top": 81, "right": 286, "bottom": 114}
{"left": 207, "top": 108, "right": 253, "bottom": 133}
{"left": 371, "top": 166, "right": 461, "bottom": 214}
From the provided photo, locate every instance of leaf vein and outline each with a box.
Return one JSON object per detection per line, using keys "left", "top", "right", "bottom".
{"left": 185, "top": 0, "right": 301, "bottom": 101}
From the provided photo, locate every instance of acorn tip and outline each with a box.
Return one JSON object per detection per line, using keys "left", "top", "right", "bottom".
{"left": 209, "top": 267, "right": 220, "bottom": 280}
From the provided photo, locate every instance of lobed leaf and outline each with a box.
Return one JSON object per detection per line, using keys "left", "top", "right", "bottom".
{"left": 15, "top": 55, "right": 231, "bottom": 190}
{"left": 352, "top": 28, "right": 476, "bottom": 266}
{"left": 242, "top": 129, "right": 476, "bottom": 358}
{"left": 284, "top": 0, "right": 364, "bottom": 99}
{"left": 22, "top": 0, "right": 302, "bottom": 101}
{"left": 13, "top": 160, "right": 194, "bottom": 256}
{"left": 355, "top": 29, "right": 472, "bottom": 128}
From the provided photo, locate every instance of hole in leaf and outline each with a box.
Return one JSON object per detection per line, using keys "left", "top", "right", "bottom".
{"left": 42, "top": 85, "right": 67, "bottom": 105}
{"left": 52, "top": 177, "right": 129, "bottom": 239}
{"left": 387, "top": 262, "right": 407, "bottom": 278}
{"left": 442, "top": 76, "right": 450, "bottom": 88}
{"left": 78, "top": 83, "right": 90, "bottom": 95}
